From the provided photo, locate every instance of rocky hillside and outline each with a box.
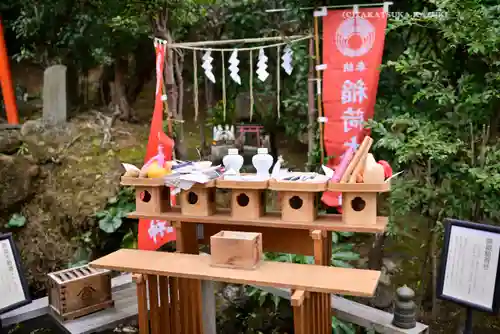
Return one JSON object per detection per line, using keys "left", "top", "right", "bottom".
{"left": 0, "top": 115, "right": 148, "bottom": 295}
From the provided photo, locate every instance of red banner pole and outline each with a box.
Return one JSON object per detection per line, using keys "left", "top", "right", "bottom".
{"left": 0, "top": 18, "right": 19, "bottom": 124}
{"left": 313, "top": 15, "right": 325, "bottom": 165}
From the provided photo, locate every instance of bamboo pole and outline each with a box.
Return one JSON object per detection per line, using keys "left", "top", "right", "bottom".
{"left": 165, "top": 35, "right": 309, "bottom": 47}
{"left": 306, "top": 39, "right": 315, "bottom": 171}
{"left": 313, "top": 16, "right": 324, "bottom": 165}
{"left": 265, "top": 2, "right": 392, "bottom": 12}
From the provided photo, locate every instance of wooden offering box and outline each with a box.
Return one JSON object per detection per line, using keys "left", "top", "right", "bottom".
{"left": 216, "top": 178, "right": 268, "bottom": 219}
{"left": 328, "top": 182, "right": 391, "bottom": 225}
{"left": 268, "top": 179, "right": 327, "bottom": 222}
{"left": 121, "top": 177, "right": 170, "bottom": 213}
{"left": 47, "top": 265, "right": 113, "bottom": 321}
{"left": 180, "top": 180, "right": 216, "bottom": 216}
{"left": 210, "top": 231, "right": 263, "bottom": 270}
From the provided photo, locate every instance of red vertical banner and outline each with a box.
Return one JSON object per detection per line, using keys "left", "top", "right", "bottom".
{"left": 321, "top": 7, "right": 388, "bottom": 207}
{"left": 137, "top": 40, "right": 177, "bottom": 250}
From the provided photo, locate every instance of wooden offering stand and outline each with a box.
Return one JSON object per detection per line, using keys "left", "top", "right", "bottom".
{"left": 216, "top": 176, "right": 268, "bottom": 219}
{"left": 180, "top": 180, "right": 216, "bottom": 216}
{"left": 91, "top": 165, "right": 390, "bottom": 334}
{"left": 327, "top": 136, "right": 391, "bottom": 226}
{"left": 268, "top": 178, "right": 326, "bottom": 222}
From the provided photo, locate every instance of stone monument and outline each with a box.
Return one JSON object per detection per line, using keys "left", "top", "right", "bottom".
{"left": 43, "top": 65, "right": 67, "bottom": 125}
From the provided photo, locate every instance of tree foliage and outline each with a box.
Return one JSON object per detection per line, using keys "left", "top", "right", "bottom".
{"left": 372, "top": 0, "right": 500, "bottom": 229}
{"left": 4, "top": 0, "right": 500, "bottom": 329}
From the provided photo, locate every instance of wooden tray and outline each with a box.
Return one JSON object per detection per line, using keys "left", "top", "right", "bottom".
{"left": 268, "top": 179, "right": 327, "bottom": 192}
{"left": 120, "top": 176, "right": 165, "bottom": 186}
{"left": 216, "top": 175, "right": 268, "bottom": 190}
{"left": 327, "top": 181, "right": 391, "bottom": 193}
{"left": 188, "top": 179, "right": 216, "bottom": 188}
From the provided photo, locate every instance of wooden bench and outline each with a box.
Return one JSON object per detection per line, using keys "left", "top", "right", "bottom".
{"left": 90, "top": 249, "right": 381, "bottom": 334}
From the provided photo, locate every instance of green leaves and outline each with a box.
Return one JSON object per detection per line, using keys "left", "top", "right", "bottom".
{"left": 96, "top": 187, "right": 135, "bottom": 234}
{"left": 331, "top": 243, "right": 360, "bottom": 268}
{"left": 97, "top": 208, "right": 127, "bottom": 233}
{"left": 5, "top": 213, "right": 27, "bottom": 228}
{"left": 121, "top": 229, "right": 138, "bottom": 249}
{"left": 331, "top": 315, "right": 356, "bottom": 334}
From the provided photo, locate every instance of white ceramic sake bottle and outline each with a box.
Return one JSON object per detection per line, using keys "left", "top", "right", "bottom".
{"left": 223, "top": 148, "right": 244, "bottom": 174}
{"left": 252, "top": 148, "right": 273, "bottom": 179}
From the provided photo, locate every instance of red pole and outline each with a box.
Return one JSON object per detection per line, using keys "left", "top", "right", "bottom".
{"left": 0, "top": 17, "right": 19, "bottom": 124}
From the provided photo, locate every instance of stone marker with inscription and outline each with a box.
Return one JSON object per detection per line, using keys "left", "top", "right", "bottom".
{"left": 43, "top": 65, "right": 67, "bottom": 125}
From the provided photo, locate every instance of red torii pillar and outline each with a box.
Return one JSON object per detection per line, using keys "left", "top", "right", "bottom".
{"left": 0, "top": 17, "right": 19, "bottom": 124}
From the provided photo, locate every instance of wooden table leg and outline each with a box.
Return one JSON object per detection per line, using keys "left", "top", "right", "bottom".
{"left": 147, "top": 275, "right": 160, "bottom": 334}
{"left": 310, "top": 230, "right": 331, "bottom": 334}
{"left": 292, "top": 290, "right": 306, "bottom": 334}
{"left": 159, "top": 276, "right": 171, "bottom": 334}
{"left": 175, "top": 222, "right": 204, "bottom": 334}
{"left": 133, "top": 274, "right": 149, "bottom": 334}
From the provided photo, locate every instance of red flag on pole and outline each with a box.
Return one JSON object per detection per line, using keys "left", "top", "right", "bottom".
{"left": 0, "top": 18, "right": 19, "bottom": 124}
{"left": 137, "top": 40, "right": 177, "bottom": 250}
{"left": 320, "top": 7, "right": 388, "bottom": 207}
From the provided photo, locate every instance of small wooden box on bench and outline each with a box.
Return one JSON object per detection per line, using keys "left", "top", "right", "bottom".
{"left": 210, "top": 231, "right": 263, "bottom": 270}
{"left": 269, "top": 179, "right": 326, "bottom": 222}
{"left": 328, "top": 182, "right": 391, "bottom": 225}
{"left": 216, "top": 178, "right": 268, "bottom": 219}
{"left": 180, "top": 180, "right": 216, "bottom": 216}
{"left": 120, "top": 177, "right": 170, "bottom": 213}
{"left": 47, "top": 265, "right": 114, "bottom": 321}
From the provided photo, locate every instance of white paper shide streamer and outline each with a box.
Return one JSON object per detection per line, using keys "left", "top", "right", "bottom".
{"left": 202, "top": 50, "right": 215, "bottom": 83}
{"left": 228, "top": 49, "right": 241, "bottom": 85}
{"left": 281, "top": 45, "right": 293, "bottom": 75}
{"left": 256, "top": 48, "right": 269, "bottom": 82}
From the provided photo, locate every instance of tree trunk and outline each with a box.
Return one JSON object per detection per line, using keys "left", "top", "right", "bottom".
{"left": 150, "top": 10, "right": 188, "bottom": 158}
{"left": 66, "top": 61, "right": 80, "bottom": 110}
{"left": 367, "top": 233, "right": 386, "bottom": 270}
{"left": 112, "top": 58, "right": 132, "bottom": 120}
{"left": 99, "top": 65, "right": 113, "bottom": 106}
{"left": 431, "top": 227, "right": 439, "bottom": 319}
{"left": 174, "top": 51, "right": 187, "bottom": 160}
{"left": 307, "top": 39, "right": 316, "bottom": 171}
{"left": 199, "top": 75, "right": 213, "bottom": 156}
{"left": 127, "top": 37, "right": 155, "bottom": 104}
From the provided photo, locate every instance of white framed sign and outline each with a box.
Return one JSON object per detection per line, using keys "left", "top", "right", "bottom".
{"left": 0, "top": 233, "right": 31, "bottom": 315}
{"left": 437, "top": 219, "right": 500, "bottom": 313}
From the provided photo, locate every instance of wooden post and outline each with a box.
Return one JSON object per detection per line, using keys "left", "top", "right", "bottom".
{"left": 292, "top": 290, "right": 307, "bottom": 334}
{"left": 158, "top": 276, "right": 171, "bottom": 334}
{"left": 307, "top": 39, "right": 316, "bottom": 171}
{"left": 175, "top": 222, "right": 203, "bottom": 334}
{"left": 313, "top": 15, "right": 324, "bottom": 164}
{"left": 0, "top": 18, "right": 19, "bottom": 124}
{"left": 201, "top": 280, "right": 216, "bottom": 334}
{"left": 133, "top": 274, "right": 149, "bottom": 334}
{"left": 147, "top": 275, "right": 160, "bottom": 334}
{"left": 310, "top": 230, "right": 331, "bottom": 334}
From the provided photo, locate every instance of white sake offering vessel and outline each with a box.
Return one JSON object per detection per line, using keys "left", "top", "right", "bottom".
{"left": 252, "top": 148, "right": 273, "bottom": 180}
{"left": 223, "top": 148, "right": 244, "bottom": 175}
